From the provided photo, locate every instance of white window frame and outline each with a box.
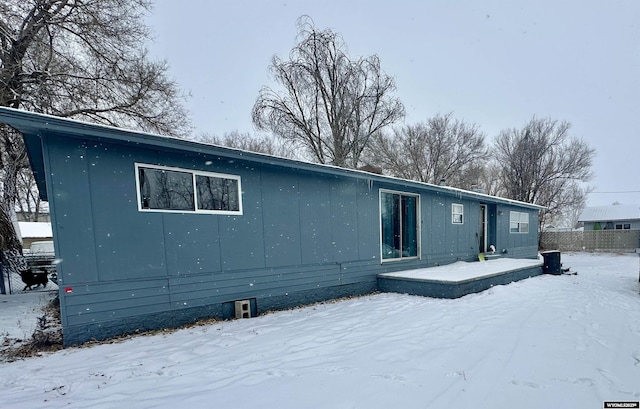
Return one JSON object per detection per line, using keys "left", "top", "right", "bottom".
{"left": 135, "top": 163, "right": 243, "bottom": 215}
{"left": 615, "top": 223, "right": 631, "bottom": 230}
{"left": 509, "top": 211, "right": 529, "bottom": 234}
{"left": 452, "top": 203, "right": 464, "bottom": 224}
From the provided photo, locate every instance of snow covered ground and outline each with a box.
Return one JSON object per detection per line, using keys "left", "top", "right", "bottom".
{"left": 0, "top": 291, "right": 54, "bottom": 341}
{"left": 1, "top": 252, "right": 639, "bottom": 408}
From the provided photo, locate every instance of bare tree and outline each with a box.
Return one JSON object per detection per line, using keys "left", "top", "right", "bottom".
{"left": 367, "top": 113, "right": 488, "bottom": 190}
{"left": 252, "top": 17, "right": 404, "bottom": 168}
{"left": 544, "top": 182, "right": 590, "bottom": 230}
{"left": 194, "top": 131, "right": 294, "bottom": 158}
{"left": 0, "top": 126, "right": 25, "bottom": 252}
{"left": 0, "top": 0, "right": 190, "bottom": 260}
{"left": 475, "top": 159, "right": 504, "bottom": 197}
{"left": 15, "top": 167, "right": 45, "bottom": 221}
{"left": 493, "top": 117, "right": 594, "bottom": 229}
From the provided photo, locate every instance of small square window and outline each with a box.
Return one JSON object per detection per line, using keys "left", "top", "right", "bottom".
{"left": 509, "top": 211, "right": 530, "bottom": 234}
{"left": 452, "top": 204, "right": 464, "bottom": 224}
{"left": 624, "top": 223, "right": 631, "bottom": 230}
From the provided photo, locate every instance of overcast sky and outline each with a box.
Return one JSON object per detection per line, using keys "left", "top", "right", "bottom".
{"left": 145, "top": 0, "right": 640, "bottom": 207}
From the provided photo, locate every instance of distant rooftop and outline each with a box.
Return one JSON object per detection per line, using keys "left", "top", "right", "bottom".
{"left": 579, "top": 204, "right": 640, "bottom": 222}
{"left": 18, "top": 222, "right": 52, "bottom": 238}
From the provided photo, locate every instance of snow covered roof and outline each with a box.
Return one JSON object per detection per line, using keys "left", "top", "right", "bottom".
{"left": 18, "top": 222, "right": 52, "bottom": 238}
{"left": 578, "top": 204, "right": 640, "bottom": 222}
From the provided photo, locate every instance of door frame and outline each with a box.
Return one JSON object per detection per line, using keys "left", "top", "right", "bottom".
{"left": 479, "top": 204, "right": 488, "bottom": 253}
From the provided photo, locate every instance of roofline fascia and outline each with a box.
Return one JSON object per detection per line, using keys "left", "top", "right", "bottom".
{"left": 0, "top": 107, "right": 545, "bottom": 211}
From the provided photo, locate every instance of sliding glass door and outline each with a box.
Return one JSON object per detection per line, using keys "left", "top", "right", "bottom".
{"left": 380, "top": 190, "right": 419, "bottom": 260}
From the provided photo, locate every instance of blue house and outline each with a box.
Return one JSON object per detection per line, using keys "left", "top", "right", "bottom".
{"left": 0, "top": 107, "right": 542, "bottom": 346}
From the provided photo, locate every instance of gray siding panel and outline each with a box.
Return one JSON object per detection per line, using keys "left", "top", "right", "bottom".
{"left": 218, "top": 214, "right": 266, "bottom": 271}
{"left": 495, "top": 205, "right": 539, "bottom": 258}
{"left": 261, "top": 169, "right": 302, "bottom": 267}
{"left": 63, "top": 280, "right": 171, "bottom": 326}
{"left": 299, "top": 176, "right": 334, "bottom": 264}
{"left": 427, "top": 194, "right": 447, "bottom": 254}
{"left": 163, "top": 214, "right": 221, "bottom": 275}
{"left": 45, "top": 136, "right": 99, "bottom": 285}
{"left": 340, "top": 260, "right": 381, "bottom": 284}
{"left": 88, "top": 144, "right": 168, "bottom": 281}
{"left": 66, "top": 301, "right": 172, "bottom": 326}
{"left": 330, "top": 180, "right": 359, "bottom": 262}
{"left": 169, "top": 264, "right": 342, "bottom": 304}
{"left": 356, "top": 181, "right": 379, "bottom": 261}
{"left": 217, "top": 167, "right": 265, "bottom": 271}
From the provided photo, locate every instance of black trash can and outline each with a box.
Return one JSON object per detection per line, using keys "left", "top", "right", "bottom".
{"left": 541, "top": 250, "right": 562, "bottom": 275}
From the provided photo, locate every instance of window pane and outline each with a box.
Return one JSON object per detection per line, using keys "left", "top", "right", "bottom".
{"left": 521, "top": 222, "right": 529, "bottom": 233}
{"left": 381, "top": 193, "right": 401, "bottom": 259}
{"left": 402, "top": 195, "right": 418, "bottom": 257}
{"left": 139, "top": 167, "right": 194, "bottom": 211}
{"left": 196, "top": 175, "right": 240, "bottom": 211}
{"left": 510, "top": 222, "right": 519, "bottom": 233}
{"left": 381, "top": 192, "right": 419, "bottom": 260}
{"left": 624, "top": 224, "right": 631, "bottom": 229}
{"left": 452, "top": 204, "right": 463, "bottom": 224}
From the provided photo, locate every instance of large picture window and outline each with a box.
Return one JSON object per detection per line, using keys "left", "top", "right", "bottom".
{"left": 380, "top": 190, "right": 419, "bottom": 261}
{"left": 136, "top": 163, "right": 242, "bottom": 214}
{"left": 510, "top": 211, "right": 529, "bottom": 233}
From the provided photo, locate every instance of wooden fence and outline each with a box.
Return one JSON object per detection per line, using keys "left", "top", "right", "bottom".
{"left": 540, "top": 230, "right": 640, "bottom": 252}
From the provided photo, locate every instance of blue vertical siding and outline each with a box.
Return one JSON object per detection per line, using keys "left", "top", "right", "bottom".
{"left": 218, "top": 167, "right": 265, "bottom": 271}
{"left": 44, "top": 136, "right": 99, "bottom": 284}
{"left": 330, "top": 178, "right": 359, "bottom": 262}
{"left": 87, "top": 143, "right": 168, "bottom": 281}
{"left": 260, "top": 168, "right": 302, "bottom": 267}
{"left": 355, "top": 181, "right": 379, "bottom": 261}
{"left": 163, "top": 214, "right": 220, "bottom": 275}
{"left": 299, "top": 175, "right": 334, "bottom": 264}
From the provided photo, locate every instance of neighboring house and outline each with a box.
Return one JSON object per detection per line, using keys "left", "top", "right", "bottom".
{"left": 16, "top": 211, "right": 51, "bottom": 223}
{"left": 18, "top": 221, "right": 53, "bottom": 249}
{"left": 0, "top": 107, "right": 542, "bottom": 346}
{"left": 579, "top": 205, "right": 640, "bottom": 230}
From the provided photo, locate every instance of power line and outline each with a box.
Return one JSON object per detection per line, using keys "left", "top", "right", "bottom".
{"left": 591, "top": 190, "right": 640, "bottom": 194}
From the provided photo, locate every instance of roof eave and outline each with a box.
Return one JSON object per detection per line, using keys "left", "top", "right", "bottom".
{"left": 0, "top": 106, "right": 544, "bottom": 211}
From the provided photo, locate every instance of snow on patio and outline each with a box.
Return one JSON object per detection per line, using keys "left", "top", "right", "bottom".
{"left": 379, "top": 256, "right": 543, "bottom": 282}
{"left": 1, "top": 252, "right": 639, "bottom": 408}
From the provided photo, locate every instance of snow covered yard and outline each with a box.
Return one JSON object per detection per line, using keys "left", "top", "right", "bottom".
{"left": 0, "top": 291, "right": 56, "bottom": 342}
{"left": 1, "top": 252, "right": 639, "bottom": 408}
